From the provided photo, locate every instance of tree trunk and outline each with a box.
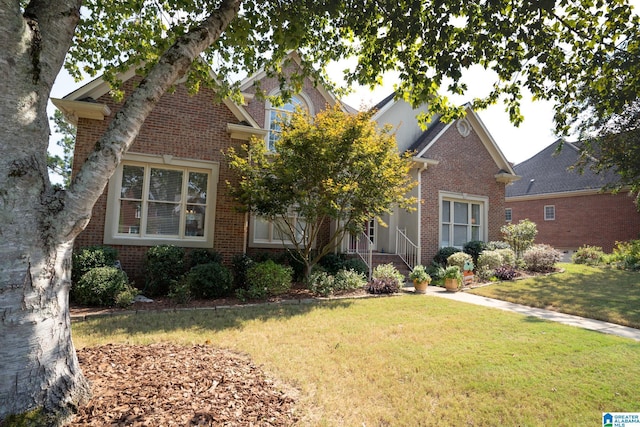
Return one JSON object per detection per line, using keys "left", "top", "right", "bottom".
{"left": 0, "top": 0, "right": 240, "bottom": 423}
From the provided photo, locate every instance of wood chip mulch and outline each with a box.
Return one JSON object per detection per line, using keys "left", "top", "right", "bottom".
{"left": 71, "top": 343, "right": 298, "bottom": 426}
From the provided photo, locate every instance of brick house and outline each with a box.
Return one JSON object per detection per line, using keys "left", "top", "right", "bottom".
{"left": 356, "top": 96, "right": 520, "bottom": 266}
{"left": 53, "top": 59, "right": 519, "bottom": 284}
{"left": 505, "top": 139, "right": 640, "bottom": 253}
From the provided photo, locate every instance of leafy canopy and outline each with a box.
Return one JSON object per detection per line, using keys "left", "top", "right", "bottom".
{"left": 226, "top": 104, "right": 417, "bottom": 273}
{"left": 64, "top": 0, "right": 640, "bottom": 127}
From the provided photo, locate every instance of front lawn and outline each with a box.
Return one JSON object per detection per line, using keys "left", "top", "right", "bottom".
{"left": 73, "top": 295, "right": 640, "bottom": 426}
{"left": 468, "top": 263, "right": 640, "bottom": 329}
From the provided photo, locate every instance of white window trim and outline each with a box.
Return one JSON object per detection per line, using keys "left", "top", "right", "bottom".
{"left": 104, "top": 153, "right": 219, "bottom": 248}
{"left": 248, "top": 211, "right": 314, "bottom": 249}
{"left": 505, "top": 208, "right": 512, "bottom": 222}
{"left": 264, "top": 91, "right": 313, "bottom": 151}
{"left": 544, "top": 205, "right": 556, "bottom": 221}
{"left": 438, "top": 191, "right": 489, "bottom": 248}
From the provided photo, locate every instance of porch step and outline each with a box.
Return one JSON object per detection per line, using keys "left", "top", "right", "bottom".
{"left": 371, "top": 253, "right": 411, "bottom": 282}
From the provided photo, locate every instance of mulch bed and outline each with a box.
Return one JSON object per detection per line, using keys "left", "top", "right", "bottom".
{"left": 69, "top": 286, "right": 371, "bottom": 426}
{"left": 71, "top": 343, "right": 298, "bottom": 426}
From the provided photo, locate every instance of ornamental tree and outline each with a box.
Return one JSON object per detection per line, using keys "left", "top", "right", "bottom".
{"left": 226, "top": 105, "right": 416, "bottom": 277}
{"left": 2, "top": 0, "right": 639, "bottom": 423}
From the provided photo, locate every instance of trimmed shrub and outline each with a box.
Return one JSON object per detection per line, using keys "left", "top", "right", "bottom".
{"left": 426, "top": 263, "right": 446, "bottom": 286}
{"left": 318, "top": 253, "right": 347, "bottom": 275}
{"left": 307, "top": 270, "right": 335, "bottom": 297}
{"left": 523, "top": 244, "right": 561, "bottom": 272}
{"left": 334, "top": 269, "right": 367, "bottom": 292}
{"left": 494, "top": 266, "right": 518, "bottom": 281}
{"left": 231, "top": 253, "right": 254, "bottom": 289}
{"left": 447, "top": 252, "right": 473, "bottom": 270}
{"left": 188, "top": 249, "right": 223, "bottom": 269}
{"left": 341, "top": 258, "right": 369, "bottom": 276}
{"left": 366, "top": 278, "right": 400, "bottom": 294}
{"left": 185, "top": 262, "right": 234, "bottom": 299}
{"left": 572, "top": 245, "right": 605, "bottom": 266}
{"left": 476, "top": 250, "right": 504, "bottom": 281}
{"left": 372, "top": 263, "right": 405, "bottom": 285}
{"left": 72, "top": 245, "right": 118, "bottom": 284}
{"left": 144, "top": 245, "right": 185, "bottom": 296}
{"left": 245, "top": 260, "right": 293, "bottom": 299}
{"left": 486, "top": 241, "right": 511, "bottom": 251}
{"left": 71, "top": 266, "right": 137, "bottom": 308}
{"left": 434, "top": 246, "right": 461, "bottom": 267}
{"left": 496, "top": 248, "right": 516, "bottom": 268}
{"left": 463, "top": 240, "right": 486, "bottom": 265}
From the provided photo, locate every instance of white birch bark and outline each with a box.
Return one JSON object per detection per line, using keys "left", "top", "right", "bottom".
{"left": 0, "top": 0, "right": 240, "bottom": 422}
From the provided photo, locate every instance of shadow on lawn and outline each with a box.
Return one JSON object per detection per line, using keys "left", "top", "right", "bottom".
{"left": 74, "top": 297, "right": 359, "bottom": 336}
{"left": 474, "top": 267, "right": 640, "bottom": 329}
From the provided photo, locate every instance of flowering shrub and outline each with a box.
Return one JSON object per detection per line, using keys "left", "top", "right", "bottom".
{"left": 501, "top": 219, "right": 537, "bottom": 258}
{"left": 496, "top": 248, "right": 516, "bottom": 267}
{"left": 572, "top": 245, "right": 605, "bottom": 266}
{"left": 308, "top": 270, "right": 335, "bottom": 297}
{"left": 611, "top": 240, "right": 640, "bottom": 270}
{"left": 334, "top": 269, "right": 367, "bottom": 291}
{"left": 486, "top": 241, "right": 511, "bottom": 250}
{"left": 523, "top": 244, "right": 561, "bottom": 272}
{"left": 372, "top": 263, "right": 405, "bottom": 286}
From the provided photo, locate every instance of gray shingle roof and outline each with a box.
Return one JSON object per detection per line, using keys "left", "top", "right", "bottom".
{"left": 506, "top": 139, "right": 621, "bottom": 197}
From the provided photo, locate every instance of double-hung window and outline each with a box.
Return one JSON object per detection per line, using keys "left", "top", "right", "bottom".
{"left": 266, "top": 95, "right": 307, "bottom": 151}
{"left": 104, "top": 153, "right": 218, "bottom": 247}
{"left": 440, "top": 192, "right": 487, "bottom": 248}
{"left": 250, "top": 209, "right": 309, "bottom": 248}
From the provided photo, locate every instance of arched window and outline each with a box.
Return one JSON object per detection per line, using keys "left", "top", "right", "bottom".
{"left": 266, "top": 95, "right": 308, "bottom": 151}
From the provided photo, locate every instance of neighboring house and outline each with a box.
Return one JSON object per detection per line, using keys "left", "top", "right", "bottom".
{"left": 54, "top": 57, "right": 519, "bottom": 284}
{"left": 505, "top": 139, "right": 640, "bottom": 253}
{"left": 345, "top": 96, "right": 520, "bottom": 266}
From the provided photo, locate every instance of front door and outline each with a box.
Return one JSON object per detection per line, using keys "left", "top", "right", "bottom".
{"left": 365, "top": 218, "right": 377, "bottom": 251}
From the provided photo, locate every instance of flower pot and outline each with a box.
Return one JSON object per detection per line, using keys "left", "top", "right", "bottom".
{"left": 413, "top": 279, "right": 428, "bottom": 294}
{"left": 444, "top": 278, "right": 460, "bottom": 292}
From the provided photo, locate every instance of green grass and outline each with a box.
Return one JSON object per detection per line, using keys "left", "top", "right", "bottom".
{"left": 73, "top": 295, "right": 640, "bottom": 426}
{"left": 469, "top": 263, "right": 640, "bottom": 329}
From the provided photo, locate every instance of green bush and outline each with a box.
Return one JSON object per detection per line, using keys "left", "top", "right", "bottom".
{"left": 188, "top": 249, "right": 223, "bottom": 268}
{"left": 463, "top": 240, "right": 486, "bottom": 265}
{"left": 184, "top": 262, "right": 234, "bottom": 299}
{"left": 308, "top": 270, "right": 335, "bottom": 296}
{"left": 611, "top": 240, "right": 640, "bottom": 270}
{"left": 501, "top": 219, "right": 538, "bottom": 259}
{"left": 319, "top": 253, "right": 347, "bottom": 275}
{"left": 71, "top": 266, "right": 137, "bottom": 308}
{"left": 572, "top": 245, "right": 605, "bottom": 266}
{"left": 372, "top": 263, "right": 405, "bottom": 286}
{"left": 168, "top": 280, "right": 192, "bottom": 304}
{"left": 342, "top": 258, "right": 369, "bottom": 276}
{"left": 334, "top": 269, "right": 367, "bottom": 292}
{"left": 447, "top": 252, "right": 473, "bottom": 270}
{"left": 476, "top": 250, "right": 504, "bottom": 281}
{"left": 496, "top": 248, "right": 516, "bottom": 267}
{"left": 245, "top": 260, "right": 293, "bottom": 298}
{"left": 433, "top": 246, "right": 461, "bottom": 267}
{"left": 231, "top": 253, "right": 254, "bottom": 289}
{"left": 144, "top": 245, "right": 186, "bottom": 296}
{"left": 523, "top": 244, "right": 561, "bottom": 272}
{"left": 72, "top": 245, "right": 118, "bottom": 284}
{"left": 426, "top": 263, "right": 446, "bottom": 286}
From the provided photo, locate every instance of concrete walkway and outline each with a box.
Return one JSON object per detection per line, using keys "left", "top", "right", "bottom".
{"left": 423, "top": 285, "right": 640, "bottom": 342}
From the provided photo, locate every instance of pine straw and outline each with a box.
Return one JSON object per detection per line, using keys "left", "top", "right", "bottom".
{"left": 71, "top": 343, "right": 298, "bottom": 426}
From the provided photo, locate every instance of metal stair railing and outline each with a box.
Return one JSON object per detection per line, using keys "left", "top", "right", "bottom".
{"left": 396, "top": 227, "right": 419, "bottom": 271}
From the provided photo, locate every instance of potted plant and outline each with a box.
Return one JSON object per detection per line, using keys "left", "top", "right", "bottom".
{"left": 443, "top": 265, "right": 462, "bottom": 292}
{"left": 408, "top": 265, "right": 431, "bottom": 294}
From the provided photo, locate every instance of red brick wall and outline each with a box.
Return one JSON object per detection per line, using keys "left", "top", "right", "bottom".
{"left": 506, "top": 192, "right": 640, "bottom": 252}
{"left": 419, "top": 123, "right": 507, "bottom": 264}
{"left": 73, "top": 73, "right": 332, "bottom": 285}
